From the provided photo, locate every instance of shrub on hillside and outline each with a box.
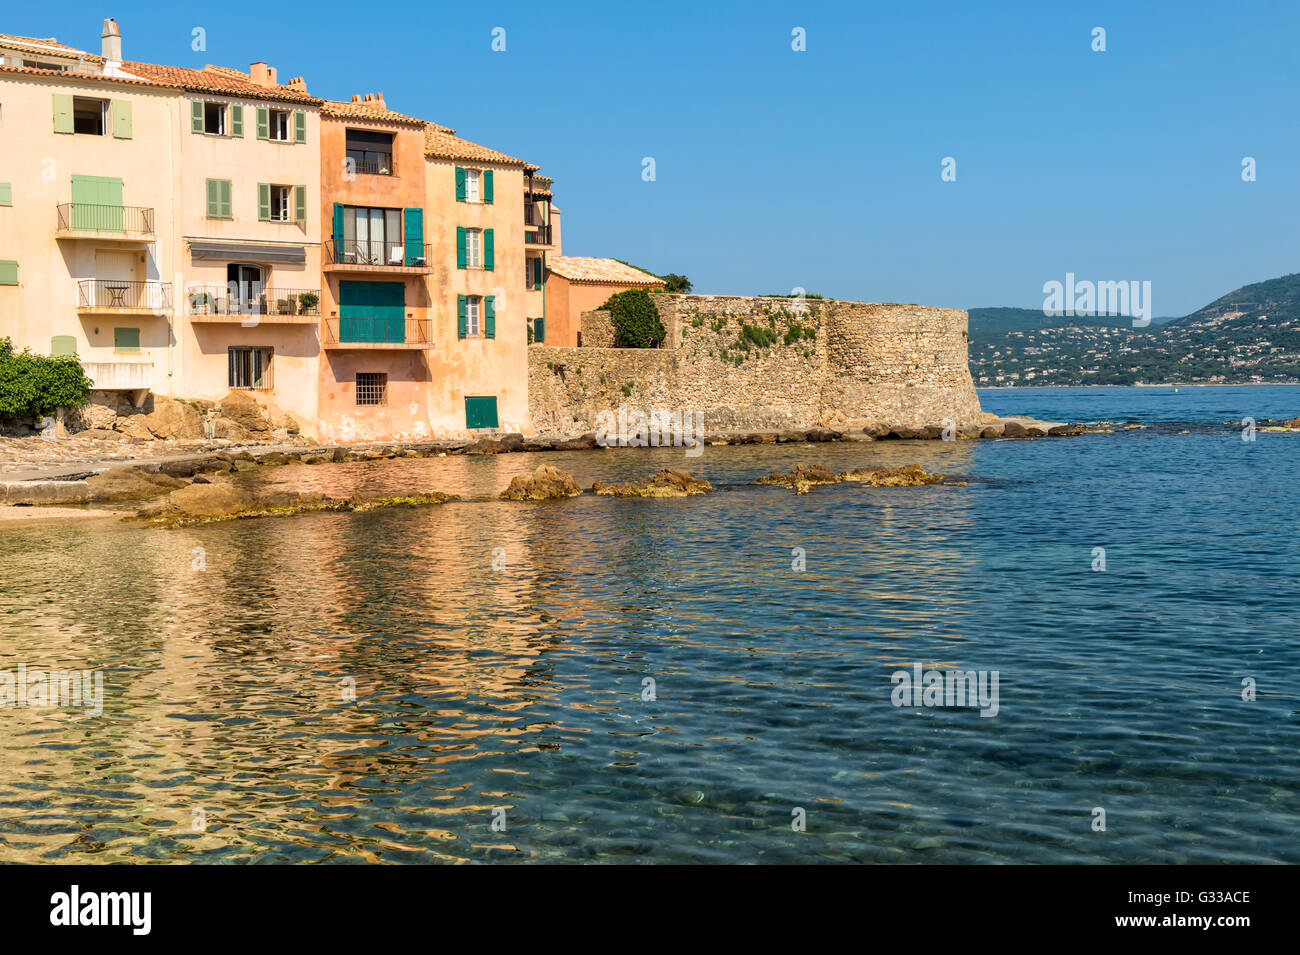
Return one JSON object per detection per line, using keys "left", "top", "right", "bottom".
{"left": 602, "top": 289, "right": 666, "bottom": 348}
{"left": 0, "top": 337, "right": 93, "bottom": 419}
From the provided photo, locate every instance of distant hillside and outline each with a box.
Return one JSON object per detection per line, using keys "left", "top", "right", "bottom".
{"left": 968, "top": 274, "right": 1300, "bottom": 386}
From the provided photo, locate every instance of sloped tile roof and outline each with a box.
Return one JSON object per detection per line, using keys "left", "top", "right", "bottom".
{"left": 321, "top": 98, "right": 435, "bottom": 127}
{"left": 0, "top": 62, "right": 171, "bottom": 88}
{"left": 122, "top": 61, "right": 321, "bottom": 104}
{"left": 547, "top": 257, "right": 665, "bottom": 286}
{"left": 423, "top": 123, "right": 531, "bottom": 168}
{"left": 0, "top": 33, "right": 101, "bottom": 62}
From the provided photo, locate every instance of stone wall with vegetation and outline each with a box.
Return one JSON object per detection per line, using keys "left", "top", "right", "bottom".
{"left": 528, "top": 294, "right": 982, "bottom": 437}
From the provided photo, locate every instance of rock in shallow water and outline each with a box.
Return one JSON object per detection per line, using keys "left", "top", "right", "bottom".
{"left": 592, "top": 468, "right": 713, "bottom": 497}
{"left": 499, "top": 464, "right": 582, "bottom": 501}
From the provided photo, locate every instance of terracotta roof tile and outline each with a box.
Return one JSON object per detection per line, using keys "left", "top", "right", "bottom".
{"left": 0, "top": 62, "right": 170, "bottom": 88}
{"left": 320, "top": 98, "right": 431, "bottom": 127}
{"left": 546, "top": 257, "right": 665, "bottom": 286}
{"left": 423, "top": 123, "right": 530, "bottom": 167}
{"left": 0, "top": 33, "right": 101, "bottom": 62}
{"left": 122, "top": 61, "right": 321, "bottom": 104}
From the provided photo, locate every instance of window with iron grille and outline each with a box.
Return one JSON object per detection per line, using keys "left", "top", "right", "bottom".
{"left": 228, "top": 346, "right": 272, "bottom": 390}
{"left": 356, "top": 372, "right": 387, "bottom": 405}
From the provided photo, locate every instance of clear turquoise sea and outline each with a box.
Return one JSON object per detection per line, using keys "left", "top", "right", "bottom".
{"left": 0, "top": 384, "right": 1296, "bottom": 863}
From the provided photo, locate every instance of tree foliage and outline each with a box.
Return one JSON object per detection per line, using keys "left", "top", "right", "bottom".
{"left": 601, "top": 289, "right": 666, "bottom": 348}
{"left": 0, "top": 338, "right": 93, "bottom": 419}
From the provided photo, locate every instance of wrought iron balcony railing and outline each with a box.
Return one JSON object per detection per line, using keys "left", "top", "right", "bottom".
{"left": 322, "top": 317, "right": 434, "bottom": 347}
{"left": 77, "top": 279, "right": 172, "bottom": 311}
{"left": 186, "top": 285, "right": 321, "bottom": 317}
{"left": 325, "top": 239, "right": 431, "bottom": 268}
{"left": 57, "top": 203, "right": 155, "bottom": 236}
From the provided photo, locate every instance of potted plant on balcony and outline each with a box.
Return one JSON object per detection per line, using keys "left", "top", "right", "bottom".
{"left": 188, "top": 290, "right": 212, "bottom": 315}
{"left": 298, "top": 291, "right": 319, "bottom": 315}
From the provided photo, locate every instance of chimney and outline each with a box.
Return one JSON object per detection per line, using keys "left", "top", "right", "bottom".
{"left": 101, "top": 18, "right": 121, "bottom": 63}
{"left": 363, "top": 93, "right": 374, "bottom": 103}
{"left": 249, "top": 61, "right": 277, "bottom": 86}
{"left": 287, "top": 76, "right": 307, "bottom": 92}
{"left": 351, "top": 94, "right": 362, "bottom": 103}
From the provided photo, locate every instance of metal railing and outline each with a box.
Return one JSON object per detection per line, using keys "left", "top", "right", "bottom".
{"left": 326, "top": 239, "right": 431, "bottom": 267}
{"left": 187, "top": 285, "right": 321, "bottom": 317}
{"left": 347, "top": 156, "right": 394, "bottom": 176}
{"left": 525, "top": 224, "right": 552, "bottom": 245}
{"left": 77, "top": 279, "right": 172, "bottom": 311}
{"left": 57, "top": 203, "right": 154, "bottom": 235}
{"left": 323, "top": 317, "right": 433, "bottom": 346}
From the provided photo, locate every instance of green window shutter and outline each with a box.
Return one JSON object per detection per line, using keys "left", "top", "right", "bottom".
{"left": 114, "top": 327, "right": 141, "bottom": 352}
{"left": 256, "top": 107, "right": 269, "bottom": 140}
{"left": 457, "top": 295, "right": 467, "bottom": 338}
{"left": 294, "top": 185, "right": 307, "bottom": 223}
{"left": 484, "top": 296, "right": 495, "bottom": 338}
{"left": 51, "top": 335, "right": 77, "bottom": 357}
{"left": 403, "top": 208, "right": 423, "bottom": 265}
{"left": 206, "top": 179, "right": 219, "bottom": 217}
{"left": 465, "top": 396, "right": 499, "bottom": 429}
{"left": 0, "top": 183, "right": 11, "bottom": 206}
{"left": 533, "top": 257, "right": 543, "bottom": 290}
{"left": 483, "top": 228, "right": 494, "bottom": 271}
{"left": 455, "top": 166, "right": 466, "bottom": 201}
{"left": 258, "top": 183, "right": 271, "bottom": 221}
{"left": 53, "top": 93, "right": 74, "bottom": 134}
{"left": 191, "top": 100, "right": 204, "bottom": 133}
{"left": 483, "top": 169, "right": 494, "bottom": 204}
{"left": 0, "top": 261, "right": 17, "bottom": 286}
{"left": 111, "top": 99, "right": 132, "bottom": 139}
{"left": 293, "top": 110, "right": 306, "bottom": 143}
{"left": 220, "top": 180, "right": 232, "bottom": 218}
{"left": 332, "top": 202, "right": 344, "bottom": 261}
{"left": 534, "top": 316, "right": 545, "bottom": 343}
{"left": 456, "top": 227, "right": 466, "bottom": 269}
{"left": 231, "top": 104, "right": 244, "bottom": 137}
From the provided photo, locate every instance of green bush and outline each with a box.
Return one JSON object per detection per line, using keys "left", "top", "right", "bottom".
{"left": 0, "top": 337, "right": 93, "bottom": 419}
{"left": 601, "top": 288, "right": 665, "bottom": 348}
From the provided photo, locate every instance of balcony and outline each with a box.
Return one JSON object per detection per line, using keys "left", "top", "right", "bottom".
{"left": 324, "top": 239, "right": 433, "bottom": 273}
{"left": 349, "top": 157, "right": 393, "bottom": 176}
{"left": 524, "top": 224, "right": 553, "bottom": 247}
{"left": 81, "top": 360, "right": 153, "bottom": 402}
{"left": 322, "top": 317, "right": 434, "bottom": 350}
{"left": 76, "top": 279, "right": 172, "bottom": 315}
{"left": 187, "top": 285, "right": 321, "bottom": 323}
{"left": 56, "top": 203, "right": 155, "bottom": 242}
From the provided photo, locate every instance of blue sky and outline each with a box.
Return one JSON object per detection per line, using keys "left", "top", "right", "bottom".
{"left": 18, "top": 0, "right": 1300, "bottom": 314}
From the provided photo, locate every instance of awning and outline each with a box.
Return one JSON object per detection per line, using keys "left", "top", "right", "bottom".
{"left": 189, "top": 241, "right": 306, "bottom": 264}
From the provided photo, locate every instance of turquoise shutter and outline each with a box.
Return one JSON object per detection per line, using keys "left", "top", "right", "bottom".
{"left": 111, "top": 100, "right": 132, "bottom": 139}
{"left": 483, "top": 228, "right": 494, "bottom": 270}
{"left": 293, "top": 110, "right": 306, "bottom": 143}
{"left": 534, "top": 316, "right": 545, "bottom": 343}
{"left": 484, "top": 296, "right": 495, "bottom": 338}
{"left": 256, "top": 107, "right": 269, "bottom": 140}
{"left": 456, "top": 227, "right": 466, "bottom": 268}
{"left": 294, "top": 185, "right": 307, "bottom": 223}
{"left": 190, "top": 100, "right": 204, "bottom": 133}
{"left": 483, "top": 169, "right": 494, "bottom": 204}
{"left": 533, "top": 257, "right": 543, "bottom": 289}
{"left": 230, "top": 104, "right": 244, "bottom": 136}
{"left": 53, "top": 93, "right": 74, "bottom": 133}
{"left": 457, "top": 295, "right": 467, "bottom": 338}
{"left": 403, "top": 208, "right": 423, "bottom": 265}
{"left": 455, "top": 167, "right": 466, "bottom": 201}
{"left": 258, "top": 183, "right": 271, "bottom": 221}
{"left": 332, "top": 202, "right": 344, "bottom": 262}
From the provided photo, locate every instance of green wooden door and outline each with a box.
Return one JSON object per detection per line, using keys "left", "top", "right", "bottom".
{"left": 465, "top": 396, "right": 499, "bottom": 430}
{"left": 71, "top": 175, "right": 123, "bottom": 231}
{"left": 339, "top": 281, "right": 405, "bottom": 342}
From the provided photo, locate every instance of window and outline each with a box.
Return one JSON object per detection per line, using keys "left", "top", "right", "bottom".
{"left": 345, "top": 129, "right": 394, "bottom": 175}
{"left": 23, "top": 59, "right": 67, "bottom": 72}
{"left": 114, "top": 327, "right": 140, "bottom": 353}
{"left": 340, "top": 206, "right": 402, "bottom": 263}
{"left": 72, "top": 97, "right": 107, "bottom": 135}
{"left": 228, "top": 347, "right": 272, "bottom": 390}
{"left": 269, "top": 185, "right": 291, "bottom": 222}
{"left": 356, "top": 372, "right": 387, "bottom": 406}
{"left": 268, "top": 109, "right": 290, "bottom": 142}
{"left": 464, "top": 169, "right": 480, "bottom": 202}
{"left": 203, "top": 101, "right": 226, "bottom": 135}
{"left": 464, "top": 229, "right": 482, "bottom": 268}
{"left": 465, "top": 295, "right": 481, "bottom": 336}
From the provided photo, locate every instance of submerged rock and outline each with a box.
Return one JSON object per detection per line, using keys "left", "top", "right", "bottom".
{"left": 839, "top": 464, "right": 944, "bottom": 486}
{"left": 500, "top": 464, "right": 582, "bottom": 501}
{"left": 84, "top": 466, "right": 186, "bottom": 502}
{"left": 751, "top": 464, "right": 842, "bottom": 492}
{"left": 592, "top": 468, "right": 713, "bottom": 497}
{"left": 137, "top": 482, "right": 455, "bottom": 526}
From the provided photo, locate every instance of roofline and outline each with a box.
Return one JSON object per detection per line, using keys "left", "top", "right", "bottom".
{"left": 0, "top": 63, "right": 179, "bottom": 90}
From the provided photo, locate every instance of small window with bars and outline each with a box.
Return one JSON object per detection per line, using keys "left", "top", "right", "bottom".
{"left": 356, "top": 372, "right": 387, "bottom": 405}
{"left": 228, "top": 346, "right": 272, "bottom": 390}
